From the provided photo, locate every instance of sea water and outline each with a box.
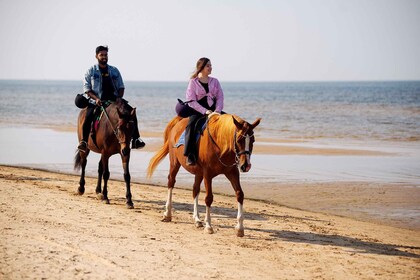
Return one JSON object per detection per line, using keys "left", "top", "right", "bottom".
{"left": 0, "top": 80, "right": 419, "bottom": 185}
{"left": 0, "top": 80, "right": 419, "bottom": 142}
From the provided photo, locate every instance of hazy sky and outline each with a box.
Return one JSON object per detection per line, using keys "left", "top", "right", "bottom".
{"left": 1, "top": 0, "right": 419, "bottom": 81}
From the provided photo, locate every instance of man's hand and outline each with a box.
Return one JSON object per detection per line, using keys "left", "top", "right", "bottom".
{"left": 95, "top": 98, "right": 102, "bottom": 106}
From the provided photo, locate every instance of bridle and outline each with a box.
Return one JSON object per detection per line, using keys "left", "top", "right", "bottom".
{"left": 101, "top": 105, "right": 133, "bottom": 145}
{"left": 206, "top": 124, "right": 254, "bottom": 168}
{"left": 236, "top": 132, "right": 254, "bottom": 157}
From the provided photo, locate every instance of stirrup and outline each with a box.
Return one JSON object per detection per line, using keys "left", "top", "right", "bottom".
{"left": 186, "top": 154, "right": 196, "bottom": 166}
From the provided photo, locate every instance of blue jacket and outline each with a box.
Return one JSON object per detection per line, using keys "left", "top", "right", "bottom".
{"left": 83, "top": 64, "right": 125, "bottom": 99}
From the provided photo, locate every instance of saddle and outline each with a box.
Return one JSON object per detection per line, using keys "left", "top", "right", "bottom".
{"left": 174, "top": 117, "right": 208, "bottom": 148}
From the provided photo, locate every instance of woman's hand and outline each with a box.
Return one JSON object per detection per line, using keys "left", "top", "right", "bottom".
{"left": 208, "top": 111, "right": 220, "bottom": 119}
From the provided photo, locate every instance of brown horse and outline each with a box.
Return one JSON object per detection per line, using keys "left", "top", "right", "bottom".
{"left": 74, "top": 98, "right": 137, "bottom": 208}
{"left": 147, "top": 114, "right": 261, "bottom": 237}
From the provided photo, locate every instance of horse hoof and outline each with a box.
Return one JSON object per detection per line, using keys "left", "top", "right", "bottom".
{"left": 236, "top": 229, "right": 245, "bottom": 237}
{"left": 77, "top": 188, "right": 84, "bottom": 195}
{"left": 161, "top": 216, "right": 172, "bottom": 222}
{"left": 204, "top": 226, "right": 214, "bottom": 234}
{"left": 103, "top": 199, "right": 110, "bottom": 204}
{"left": 195, "top": 221, "right": 204, "bottom": 228}
{"left": 97, "top": 193, "right": 104, "bottom": 200}
{"left": 126, "top": 203, "right": 134, "bottom": 209}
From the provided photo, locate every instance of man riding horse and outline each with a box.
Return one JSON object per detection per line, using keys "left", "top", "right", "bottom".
{"left": 77, "top": 45, "right": 145, "bottom": 152}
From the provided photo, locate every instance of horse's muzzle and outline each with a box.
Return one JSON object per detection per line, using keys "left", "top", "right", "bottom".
{"left": 240, "top": 162, "right": 251, "bottom": 173}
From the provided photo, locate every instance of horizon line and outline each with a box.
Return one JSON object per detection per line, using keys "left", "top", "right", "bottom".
{"left": 1, "top": 78, "right": 420, "bottom": 83}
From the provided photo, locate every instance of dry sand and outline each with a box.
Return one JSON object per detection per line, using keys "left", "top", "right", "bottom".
{"left": 1, "top": 165, "right": 419, "bottom": 279}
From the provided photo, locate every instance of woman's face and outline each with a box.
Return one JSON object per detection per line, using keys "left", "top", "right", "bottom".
{"left": 201, "top": 61, "right": 212, "bottom": 76}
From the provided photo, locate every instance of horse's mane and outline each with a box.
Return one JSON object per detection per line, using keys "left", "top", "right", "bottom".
{"left": 207, "top": 114, "right": 239, "bottom": 157}
{"left": 114, "top": 99, "right": 134, "bottom": 120}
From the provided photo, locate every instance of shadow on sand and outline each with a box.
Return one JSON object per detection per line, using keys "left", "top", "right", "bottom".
{"left": 133, "top": 197, "right": 420, "bottom": 259}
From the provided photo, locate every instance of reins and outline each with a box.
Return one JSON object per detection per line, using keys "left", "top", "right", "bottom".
{"left": 206, "top": 123, "right": 239, "bottom": 167}
{"left": 101, "top": 105, "right": 124, "bottom": 144}
{"left": 205, "top": 121, "right": 252, "bottom": 169}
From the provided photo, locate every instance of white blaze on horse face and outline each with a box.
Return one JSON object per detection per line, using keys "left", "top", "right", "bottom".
{"left": 245, "top": 135, "right": 250, "bottom": 151}
{"left": 245, "top": 135, "right": 252, "bottom": 171}
{"left": 245, "top": 155, "right": 251, "bottom": 172}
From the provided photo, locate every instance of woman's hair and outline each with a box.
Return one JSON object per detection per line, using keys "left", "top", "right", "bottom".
{"left": 190, "top": 57, "right": 210, "bottom": 79}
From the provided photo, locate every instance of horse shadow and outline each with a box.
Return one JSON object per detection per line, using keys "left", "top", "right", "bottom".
{"left": 249, "top": 227, "right": 420, "bottom": 259}
{"left": 133, "top": 197, "right": 420, "bottom": 259}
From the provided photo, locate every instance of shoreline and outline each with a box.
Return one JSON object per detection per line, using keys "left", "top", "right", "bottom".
{"left": 39, "top": 123, "right": 399, "bottom": 156}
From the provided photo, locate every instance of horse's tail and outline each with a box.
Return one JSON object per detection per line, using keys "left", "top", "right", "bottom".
{"left": 74, "top": 151, "right": 82, "bottom": 171}
{"left": 147, "top": 116, "right": 182, "bottom": 178}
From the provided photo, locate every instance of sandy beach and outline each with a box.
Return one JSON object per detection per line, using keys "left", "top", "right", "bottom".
{"left": 1, "top": 165, "right": 419, "bottom": 279}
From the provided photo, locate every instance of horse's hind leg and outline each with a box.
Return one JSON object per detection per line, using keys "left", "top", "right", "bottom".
{"left": 77, "top": 152, "right": 88, "bottom": 195}
{"left": 225, "top": 169, "right": 245, "bottom": 237}
{"left": 96, "top": 159, "right": 103, "bottom": 199}
{"left": 162, "top": 161, "right": 181, "bottom": 222}
{"left": 192, "top": 175, "right": 203, "bottom": 228}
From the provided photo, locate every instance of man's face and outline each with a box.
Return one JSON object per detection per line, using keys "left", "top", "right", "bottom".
{"left": 96, "top": 50, "right": 108, "bottom": 65}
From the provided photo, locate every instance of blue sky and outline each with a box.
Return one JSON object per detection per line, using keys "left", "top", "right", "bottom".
{"left": 0, "top": 0, "right": 419, "bottom": 81}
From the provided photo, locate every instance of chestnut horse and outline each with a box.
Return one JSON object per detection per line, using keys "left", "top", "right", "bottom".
{"left": 147, "top": 114, "right": 261, "bottom": 237}
{"left": 74, "top": 99, "right": 137, "bottom": 208}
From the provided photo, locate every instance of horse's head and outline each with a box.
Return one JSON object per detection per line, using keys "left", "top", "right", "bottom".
{"left": 232, "top": 115, "right": 261, "bottom": 172}
{"left": 115, "top": 99, "right": 136, "bottom": 156}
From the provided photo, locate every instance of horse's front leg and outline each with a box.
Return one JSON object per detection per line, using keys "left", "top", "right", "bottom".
{"left": 162, "top": 160, "right": 180, "bottom": 222}
{"left": 121, "top": 153, "right": 133, "bottom": 209}
{"left": 96, "top": 159, "right": 103, "bottom": 199}
{"left": 203, "top": 176, "right": 214, "bottom": 234}
{"left": 192, "top": 175, "right": 204, "bottom": 228}
{"left": 225, "top": 168, "right": 245, "bottom": 237}
{"left": 101, "top": 155, "right": 110, "bottom": 204}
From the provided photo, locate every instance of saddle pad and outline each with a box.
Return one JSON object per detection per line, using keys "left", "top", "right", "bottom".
{"left": 93, "top": 110, "right": 104, "bottom": 132}
{"left": 92, "top": 101, "right": 112, "bottom": 133}
{"left": 174, "top": 131, "right": 187, "bottom": 148}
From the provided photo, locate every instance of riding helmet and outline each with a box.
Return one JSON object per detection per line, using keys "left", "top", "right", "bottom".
{"left": 75, "top": 94, "right": 90, "bottom": 108}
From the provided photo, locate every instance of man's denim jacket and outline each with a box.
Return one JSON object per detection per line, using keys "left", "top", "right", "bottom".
{"left": 83, "top": 64, "right": 125, "bottom": 100}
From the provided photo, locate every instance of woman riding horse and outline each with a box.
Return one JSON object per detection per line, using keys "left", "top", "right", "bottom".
{"left": 182, "top": 57, "right": 224, "bottom": 166}
{"left": 147, "top": 114, "right": 261, "bottom": 236}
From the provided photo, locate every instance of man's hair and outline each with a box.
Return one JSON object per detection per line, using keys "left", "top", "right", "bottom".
{"left": 95, "top": 45, "right": 108, "bottom": 55}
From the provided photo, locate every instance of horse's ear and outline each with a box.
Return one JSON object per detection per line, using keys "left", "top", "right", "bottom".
{"left": 251, "top": 118, "right": 261, "bottom": 129}
{"left": 131, "top": 107, "right": 136, "bottom": 116}
{"left": 232, "top": 115, "right": 243, "bottom": 129}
